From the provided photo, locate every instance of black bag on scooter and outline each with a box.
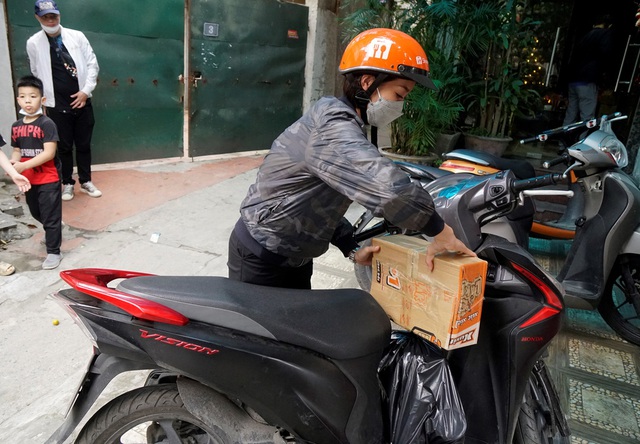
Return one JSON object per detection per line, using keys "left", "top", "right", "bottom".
{"left": 378, "top": 331, "right": 466, "bottom": 444}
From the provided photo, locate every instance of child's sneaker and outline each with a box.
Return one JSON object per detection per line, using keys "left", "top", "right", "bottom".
{"left": 80, "top": 181, "right": 102, "bottom": 198}
{"left": 61, "top": 184, "right": 74, "bottom": 201}
{"left": 42, "top": 253, "right": 62, "bottom": 270}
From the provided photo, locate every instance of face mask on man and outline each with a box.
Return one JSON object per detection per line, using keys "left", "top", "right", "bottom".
{"left": 41, "top": 23, "right": 60, "bottom": 34}
{"left": 366, "top": 89, "right": 404, "bottom": 127}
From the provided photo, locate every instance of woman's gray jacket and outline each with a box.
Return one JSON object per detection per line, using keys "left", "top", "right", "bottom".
{"left": 240, "top": 96, "right": 444, "bottom": 260}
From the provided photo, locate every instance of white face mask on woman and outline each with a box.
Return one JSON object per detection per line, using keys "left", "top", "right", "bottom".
{"left": 366, "top": 89, "right": 404, "bottom": 127}
{"left": 41, "top": 23, "right": 61, "bottom": 34}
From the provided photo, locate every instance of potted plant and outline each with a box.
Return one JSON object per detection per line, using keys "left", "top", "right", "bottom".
{"left": 463, "top": 0, "right": 540, "bottom": 156}
{"left": 385, "top": 50, "right": 465, "bottom": 163}
{"left": 341, "top": 0, "right": 496, "bottom": 163}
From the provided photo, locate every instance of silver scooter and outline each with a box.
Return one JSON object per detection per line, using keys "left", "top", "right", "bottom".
{"left": 528, "top": 113, "right": 640, "bottom": 345}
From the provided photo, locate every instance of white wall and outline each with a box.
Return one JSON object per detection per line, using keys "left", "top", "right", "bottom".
{"left": 0, "top": 1, "right": 16, "bottom": 155}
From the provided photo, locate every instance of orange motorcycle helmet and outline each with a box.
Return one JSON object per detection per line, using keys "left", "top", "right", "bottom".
{"left": 339, "top": 28, "right": 436, "bottom": 90}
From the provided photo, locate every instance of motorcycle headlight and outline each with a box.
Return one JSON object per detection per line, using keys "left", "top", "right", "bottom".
{"left": 600, "top": 136, "right": 628, "bottom": 168}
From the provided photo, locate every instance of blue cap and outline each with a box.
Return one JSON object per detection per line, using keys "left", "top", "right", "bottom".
{"left": 35, "top": 0, "right": 59, "bottom": 16}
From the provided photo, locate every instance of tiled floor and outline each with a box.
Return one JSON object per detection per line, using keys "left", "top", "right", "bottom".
{"left": 530, "top": 238, "right": 640, "bottom": 444}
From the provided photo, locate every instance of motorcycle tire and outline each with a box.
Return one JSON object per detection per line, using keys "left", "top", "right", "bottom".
{"left": 513, "top": 373, "right": 570, "bottom": 444}
{"left": 599, "top": 254, "right": 640, "bottom": 346}
{"left": 75, "top": 384, "right": 230, "bottom": 444}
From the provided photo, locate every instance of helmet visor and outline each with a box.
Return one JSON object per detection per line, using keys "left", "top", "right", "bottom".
{"left": 398, "top": 65, "right": 436, "bottom": 90}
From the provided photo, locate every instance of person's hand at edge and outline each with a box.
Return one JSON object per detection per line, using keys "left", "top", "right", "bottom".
{"left": 425, "top": 224, "right": 476, "bottom": 271}
{"left": 9, "top": 173, "right": 31, "bottom": 193}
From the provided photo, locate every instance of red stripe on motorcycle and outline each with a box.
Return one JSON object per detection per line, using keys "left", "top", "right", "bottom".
{"left": 60, "top": 268, "right": 189, "bottom": 326}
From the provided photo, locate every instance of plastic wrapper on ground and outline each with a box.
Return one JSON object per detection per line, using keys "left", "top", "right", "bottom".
{"left": 378, "top": 331, "right": 466, "bottom": 444}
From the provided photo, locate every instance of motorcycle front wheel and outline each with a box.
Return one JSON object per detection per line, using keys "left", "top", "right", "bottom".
{"left": 513, "top": 365, "right": 570, "bottom": 444}
{"left": 599, "top": 254, "right": 640, "bottom": 346}
{"left": 75, "top": 384, "right": 228, "bottom": 444}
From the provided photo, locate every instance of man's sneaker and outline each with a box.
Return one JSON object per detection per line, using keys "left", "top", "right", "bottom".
{"left": 61, "top": 184, "right": 74, "bottom": 201}
{"left": 42, "top": 253, "right": 62, "bottom": 270}
{"left": 80, "top": 181, "right": 102, "bottom": 198}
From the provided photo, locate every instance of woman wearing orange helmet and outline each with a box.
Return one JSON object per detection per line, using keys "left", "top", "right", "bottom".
{"left": 228, "top": 28, "right": 474, "bottom": 289}
{"left": 339, "top": 28, "right": 436, "bottom": 126}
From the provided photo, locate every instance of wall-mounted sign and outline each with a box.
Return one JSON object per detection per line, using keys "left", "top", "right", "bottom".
{"left": 204, "top": 23, "right": 219, "bottom": 37}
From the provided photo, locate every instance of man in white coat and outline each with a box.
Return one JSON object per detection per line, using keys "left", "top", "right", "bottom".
{"left": 27, "top": 0, "right": 102, "bottom": 201}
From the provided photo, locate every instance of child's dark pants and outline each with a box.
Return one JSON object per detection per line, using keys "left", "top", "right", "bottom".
{"left": 25, "top": 182, "right": 62, "bottom": 255}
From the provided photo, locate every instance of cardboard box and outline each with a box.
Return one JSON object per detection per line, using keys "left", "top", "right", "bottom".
{"left": 370, "top": 235, "right": 487, "bottom": 350}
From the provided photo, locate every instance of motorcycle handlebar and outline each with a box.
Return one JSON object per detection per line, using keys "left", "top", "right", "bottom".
{"left": 519, "top": 116, "right": 602, "bottom": 145}
{"left": 511, "top": 174, "right": 564, "bottom": 194}
{"left": 542, "top": 154, "right": 570, "bottom": 169}
{"left": 604, "top": 112, "right": 622, "bottom": 121}
{"left": 519, "top": 135, "right": 540, "bottom": 144}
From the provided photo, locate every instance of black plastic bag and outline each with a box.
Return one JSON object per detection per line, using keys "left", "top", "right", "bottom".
{"left": 378, "top": 331, "right": 466, "bottom": 444}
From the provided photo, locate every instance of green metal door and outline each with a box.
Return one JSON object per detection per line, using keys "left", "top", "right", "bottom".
{"left": 6, "top": 0, "right": 184, "bottom": 163}
{"left": 188, "top": 0, "right": 308, "bottom": 156}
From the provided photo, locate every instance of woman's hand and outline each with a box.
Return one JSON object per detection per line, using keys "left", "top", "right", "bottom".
{"left": 354, "top": 245, "right": 380, "bottom": 266}
{"left": 425, "top": 224, "right": 476, "bottom": 271}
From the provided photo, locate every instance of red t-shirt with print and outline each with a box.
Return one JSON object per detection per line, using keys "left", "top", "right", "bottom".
{"left": 11, "top": 115, "right": 59, "bottom": 185}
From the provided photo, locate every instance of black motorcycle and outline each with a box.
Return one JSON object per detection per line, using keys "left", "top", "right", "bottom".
{"left": 47, "top": 171, "right": 570, "bottom": 444}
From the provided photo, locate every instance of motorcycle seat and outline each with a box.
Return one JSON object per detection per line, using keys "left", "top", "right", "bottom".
{"left": 446, "top": 149, "right": 536, "bottom": 179}
{"left": 117, "top": 276, "right": 391, "bottom": 360}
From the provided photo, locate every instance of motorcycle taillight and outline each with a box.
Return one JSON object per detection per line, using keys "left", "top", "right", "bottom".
{"left": 50, "top": 291, "right": 98, "bottom": 348}
{"left": 59, "top": 269, "right": 189, "bottom": 326}
{"left": 511, "top": 262, "right": 563, "bottom": 328}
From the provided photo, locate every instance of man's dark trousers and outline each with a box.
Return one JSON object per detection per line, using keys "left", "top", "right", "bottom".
{"left": 47, "top": 103, "right": 95, "bottom": 185}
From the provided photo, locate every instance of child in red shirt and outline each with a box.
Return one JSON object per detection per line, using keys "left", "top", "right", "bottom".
{"left": 10, "top": 75, "right": 62, "bottom": 270}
